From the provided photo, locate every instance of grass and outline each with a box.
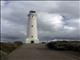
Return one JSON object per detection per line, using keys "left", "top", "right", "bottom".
{"left": 0, "top": 41, "right": 23, "bottom": 60}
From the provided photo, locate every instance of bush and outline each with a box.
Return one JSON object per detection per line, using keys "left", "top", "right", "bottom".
{"left": 41, "top": 42, "right": 46, "bottom": 44}
{"left": 14, "top": 41, "right": 23, "bottom": 46}
{"left": 47, "top": 41, "right": 80, "bottom": 52}
{"left": 47, "top": 42, "right": 56, "bottom": 50}
{"left": 47, "top": 41, "right": 67, "bottom": 50}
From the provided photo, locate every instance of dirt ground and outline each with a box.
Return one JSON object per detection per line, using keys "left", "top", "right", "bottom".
{"left": 8, "top": 44, "right": 80, "bottom": 60}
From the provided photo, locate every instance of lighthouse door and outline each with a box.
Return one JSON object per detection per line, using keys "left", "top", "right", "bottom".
{"left": 31, "top": 41, "right": 34, "bottom": 44}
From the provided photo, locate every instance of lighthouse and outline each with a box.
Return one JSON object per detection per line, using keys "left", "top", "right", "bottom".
{"left": 26, "top": 11, "right": 39, "bottom": 43}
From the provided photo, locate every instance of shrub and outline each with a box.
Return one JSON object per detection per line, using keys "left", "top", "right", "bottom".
{"left": 47, "top": 42, "right": 57, "bottom": 50}
{"left": 47, "top": 41, "right": 80, "bottom": 52}
{"left": 41, "top": 42, "right": 46, "bottom": 44}
{"left": 14, "top": 41, "right": 23, "bottom": 46}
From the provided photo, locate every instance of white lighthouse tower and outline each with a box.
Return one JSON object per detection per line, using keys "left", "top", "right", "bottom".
{"left": 26, "top": 11, "right": 39, "bottom": 43}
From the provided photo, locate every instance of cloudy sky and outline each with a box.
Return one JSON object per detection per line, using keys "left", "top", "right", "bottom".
{"left": 1, "top": 0, "right": 80, "bottom": 1}
{"left": 1, "top": 1, "right": 80, "bottom": 42}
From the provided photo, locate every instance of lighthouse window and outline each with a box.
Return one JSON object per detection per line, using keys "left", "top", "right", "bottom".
{"left": 31, "top": 36, "right": 33, "bottom": 38}
{"left": 31, "top": 25, "right": 33, "bottom": 27}
{"left": 32, "top": 15, "right": 34, "bottom": 17}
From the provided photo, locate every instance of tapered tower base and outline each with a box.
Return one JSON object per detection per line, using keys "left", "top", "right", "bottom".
{"left": 26, "top": 38, "right": 39, "bottom": 44}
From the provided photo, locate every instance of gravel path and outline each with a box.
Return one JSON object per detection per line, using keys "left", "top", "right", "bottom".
{"left": 8, "top": 44, "right": 80, "bottom": 60}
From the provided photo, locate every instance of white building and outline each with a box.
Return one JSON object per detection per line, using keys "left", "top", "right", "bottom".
{"left": 26, "top": 11, "right": 39, "bottom": 43}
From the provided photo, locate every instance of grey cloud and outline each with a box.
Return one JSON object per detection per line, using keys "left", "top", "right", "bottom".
{"left": 1, "top": 1, "right": 80, "bottom": 42}
{"left": 3, "top": 0, "right": 80, "bottom": 1}
{"left": 49, "top": 1, "right": 80, "bottom": 18}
